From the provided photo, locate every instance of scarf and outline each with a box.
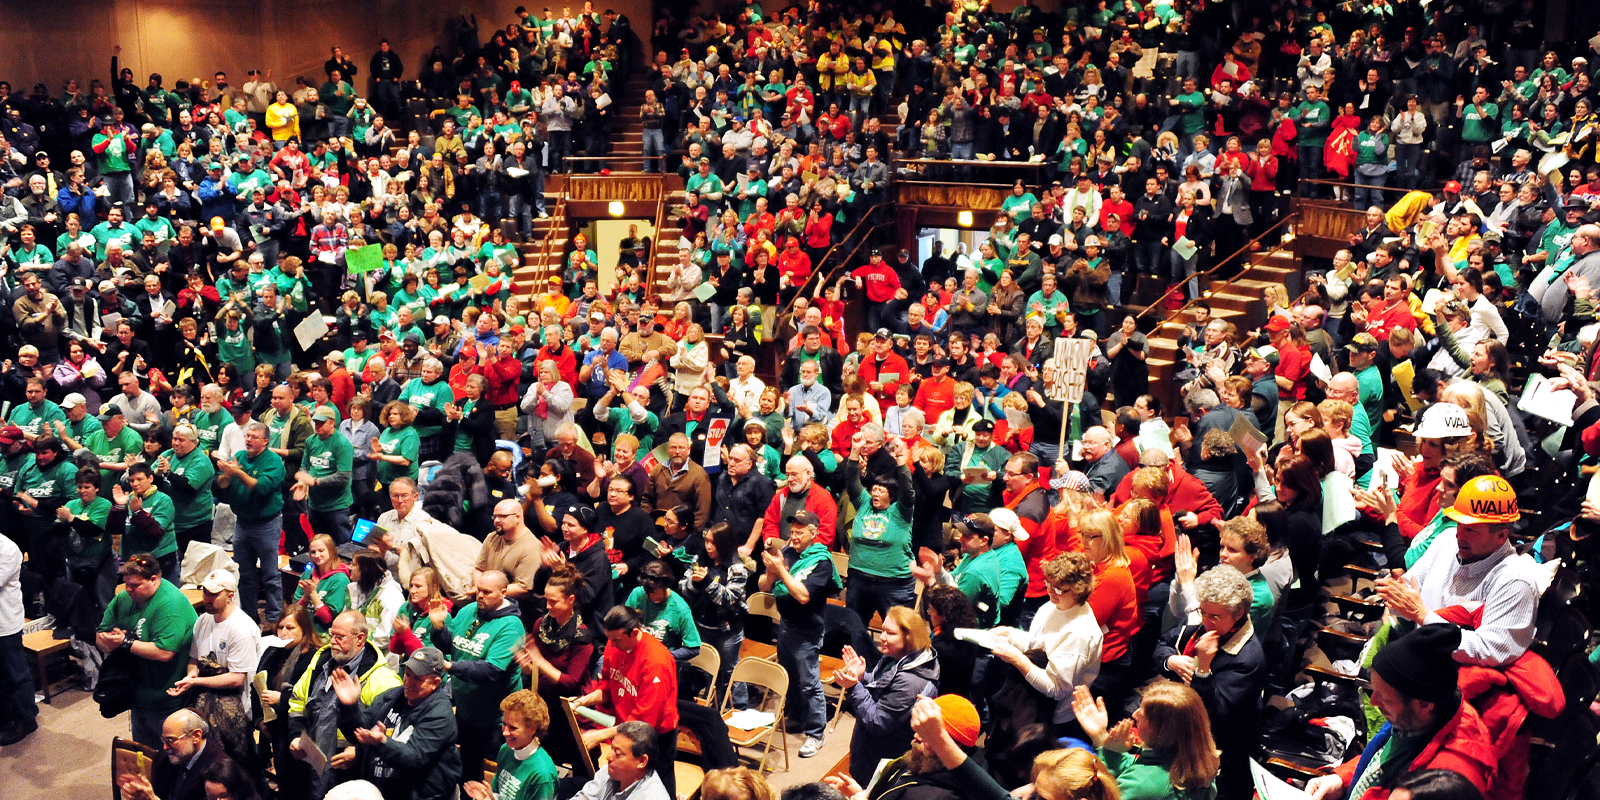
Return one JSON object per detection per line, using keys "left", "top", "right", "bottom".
{"left": 536, "top": 611, "right": 589, "bottom": 655}
{"left": 774, "top": 542, "right": 841, "bottom": 600}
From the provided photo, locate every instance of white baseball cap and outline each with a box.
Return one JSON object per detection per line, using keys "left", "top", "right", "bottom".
{"left": 986, "top": 507, "right": 1029, "bottom": 542}
{"left": 1414, "top": 402, "right": 1473, "bottom": 439}
{"left": 200, "top": 569, "right": 239, "bottom": 593}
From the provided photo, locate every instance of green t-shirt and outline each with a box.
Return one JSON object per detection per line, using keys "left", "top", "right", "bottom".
{"left": 98, "top": 579, "right": 197, "bottom": 713}
{"left": 17, "top": 457, "right": 79, "bottom": 534}
{"left": 89, "top": 222, "right": 137, "bottom": 260}
{"left": 120, "top": 488, "right": 178, "bottom": 559}
{"left": 159, "top": 446, "right": 216, "bottom": 530}
{"left": 65, "top": 495, "right": 113, "bottom": 561}
{"left": 217, "top": 323, "right": 254, "bottom": 374}
{"left": 64, "top": 414, "right": 104, "bottom": 448}
{"left": 624, "top": 587, "right": 703, "bottom": 651}
{"left": 86, "top": 425, "right": 143, "bottom": 495}
{"left": 377, "top": 426, "right": 421, "bottom": 486}
{"left": 847, "top": 489, "right": 914, "bottom": 580}
{"left": 216, "top": 448, "right": 286, "bottom": 522}
{"left": 399, "top": 378, "right": 455, "bottom": 439}
{"left": 953, "top": 549, "right": 1005, "bottom": 627}
{"left": 444, "top": 602, "right": 526, "bottom": 721}
{"left": 491, "top": 744, "right": 558, "bottom": 800}
{"left": 303, "top": 432, "right": 355, "bottom": 511}
{"left": 0, "top": 451, "right": 34, "bottom": 500}
{"left": 1354, "top": 132, "right": 1389, "bottom": 165}
{"left": 1292, "top": 100, "right": 1331, "bottom": 146}
{"left": 1461, "top": 101, "right": 1499, "bottom": 143}
{"left": 1174, "top": 90, "right": 1206, "bottom": 134}
{"left": 10, "top": 399, "right": 66, "bottom": 440}
{"left": 190, "top": 409, "right": 231, "bottom": 456}
{"left": 603, "top": 406, "right": 659, "bottom": 453}
{"left": 92, "top": 132, "right": 133, "bottom": 174}
{"left": 451, "top": 398, "right": 480, "bottom": 453}
{"left": 293, "top": 566, "right": 351, "bottom": 632}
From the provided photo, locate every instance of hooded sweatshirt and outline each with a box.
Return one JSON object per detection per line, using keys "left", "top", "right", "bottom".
{"left": 433, "top": 598, "right": 526, "bottom": 724}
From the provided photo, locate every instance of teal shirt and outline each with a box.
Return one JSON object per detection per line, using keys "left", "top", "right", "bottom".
{"left": 377, "top": 425, "right": 421, "bottom": 485}
{"left": 1291, "top": 100, "right": 1331, "bottom": 146}
{"left": 85, "top": 425, "right": 143, "bottom": 495}
{"left": 490, "top": 744, "right": 558, "bottom": 800}
{"left": 1354, "top": 131, "right": 1389, "bottom": 165}
{"left": 953, "top": 549, "right": 1006, "bottom": 627}
{"left": 64, "top": 495, "right": 113, "bottom": 561}
{"left": 399, "top": 377, "right": 456, "bottom": 439}
{"left": 190, "top": 409, "right": 230, "bottom": 456}
{"left": 1174, "top": 90, "right": 1206, "bottom": 134}
{"left": 159, "top": 446, "right": 216, "bottom": 530}
{"left": 293, "top": 566, "right": 351, "bottom": 633}
{"left": 847, "top": 488, "right": 914, "bottom": 580}
{"left": 9, "top": 399, "right": 66, "bottom": 440}
{"left": 98, "top": 579, "right": 197, "bottom": 714}
{"left": 1461, "top": 101, "right": 1500, "bottom": 143}
{"left": 120, "top": 488, "right": 178, "bottom": 559}
{"left": 624, "top": 587, "right": 703, "bottom": 651}
{"left": 443, "top": 601, "right": 526, "bottom": 720}
{"left": 302, "top": 432, "right": 355, "bottom": 511}
{"left": 17, "top": 457, "right": 78, "bottom": 535}
{"left": 216, "top": 448, "right": 286, "bottom": 522}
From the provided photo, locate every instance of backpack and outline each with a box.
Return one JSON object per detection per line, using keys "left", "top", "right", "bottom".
{"left": 93, "top": 648, "right": 139, "bottom": 719}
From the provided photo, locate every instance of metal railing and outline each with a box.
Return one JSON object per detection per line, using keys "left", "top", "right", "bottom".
{"left": 1134, "top": 212, "right": 1300, "bottom": 324}
{"left": 890, "top": 156, "right": 1052, "bottom": 187}
{"left": 532, "top": 192, "right": 568, "bottom": 290}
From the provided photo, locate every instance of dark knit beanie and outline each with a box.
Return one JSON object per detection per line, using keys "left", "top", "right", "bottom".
{"left": 1373, "top": 623, "right": 1462, "bottom": 706}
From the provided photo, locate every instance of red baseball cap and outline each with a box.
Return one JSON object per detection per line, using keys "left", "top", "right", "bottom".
{"left": 1263, "top": 315, "right": 1292, "bottom": 332}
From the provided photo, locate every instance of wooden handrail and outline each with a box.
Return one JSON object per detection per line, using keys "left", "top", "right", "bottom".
{"left": 1303, "top": 178, "right": 1414, "bottom": 195}
{"left": 1134, "top": 212, "right": 1300, "bottom": 323}
{"left": 645, "top": 177, "right": 670, "bottom": 291}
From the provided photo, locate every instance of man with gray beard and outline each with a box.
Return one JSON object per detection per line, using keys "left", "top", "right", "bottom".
{"left": 286, "top": 611, "right": 402, "bottom": 799}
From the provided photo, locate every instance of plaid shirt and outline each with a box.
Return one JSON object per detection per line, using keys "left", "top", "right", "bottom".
{"left": 391, "top": 353, "right": 427, "bottom": 384}
{"left": 309, "top": 223, "right": 348, "bottom": 257}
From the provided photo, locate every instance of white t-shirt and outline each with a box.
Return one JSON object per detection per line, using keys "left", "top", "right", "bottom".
{"left": 191, "top": 608, "right": 261, "bottom": 711}
{"left": 0, "top": 536, "right": 22, "bottom": 637}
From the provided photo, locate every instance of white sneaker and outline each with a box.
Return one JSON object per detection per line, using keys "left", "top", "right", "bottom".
{"left": 799, "top": 736, "right": 824, "bottom": 758}
{"left": 538, "top": 210, "right": 550, "bottom": 218}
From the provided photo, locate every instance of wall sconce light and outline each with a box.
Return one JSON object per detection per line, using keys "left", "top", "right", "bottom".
{"left": 958, "top": 210, "right": 973, "bottom": 228}
{"left": 609, "top": 201, "right": 625, "bottom": 217}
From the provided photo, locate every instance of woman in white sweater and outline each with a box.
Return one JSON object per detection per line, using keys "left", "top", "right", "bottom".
{"left": 987, "top": 548, "right": 1105, "bottom": 739}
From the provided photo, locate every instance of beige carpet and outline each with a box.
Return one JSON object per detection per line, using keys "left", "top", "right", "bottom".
{"left": 0, "top": 688, "right": 855, "bottom": 798}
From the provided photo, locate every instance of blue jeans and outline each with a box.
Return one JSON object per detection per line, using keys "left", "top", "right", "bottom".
{"left": 0, "top": 631, "right": 35, "bottom": 730}
{"left": 308, "top": 507, "right": 352, "bottom": 545}
{"left": 1174, "top": 51, "right": 1201, "bottom": 80}
{"left": 326, "top": 116, "right": 351, "bottom": 139}
{"left": 1108, "top": 268, "right": 1124, "bottom": 307}
{"left": 1297, "top": 144, "right": 1324, "bottom": 197}
{"left": 235, "top": 513, "right": 284, "bottom": 623}
{"left": 777, "top": 623, "right": 826, "bottom": 738}
{"left": 508, "top": 193, "right": 532, "bottom": 239}
{"left": 479, "top": 191, "right": 504, "bottom": 223}
{"left": 848, "top": 94, "right": 872, "bottom": 119}
{"left": 1395, "top": 144, "right": 1423, "bottom": 190}
{"left": 1353, "top": 169, "right": 1388, "bottom": 210}
{"left": 845, "top": 574, "right": 916, "bottom": 631}
{"left": 641, "top": 129, "right": 665, "bottom": 172}
{"left": 1135, "top": 239, "right": 1166, "bottom": 275}
{"left": 1170, "top": 250, "right": 1199, "bottom": 300}
{"left": 700, "top": 626, "right": 747, "bottom": 709}
{"left": 104, "top": 172, "right": 135, "bottom": 206}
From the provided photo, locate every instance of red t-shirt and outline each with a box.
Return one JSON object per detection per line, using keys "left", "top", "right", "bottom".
{"left": 1275, "top": 342, "right": 1311, "bottom": 401}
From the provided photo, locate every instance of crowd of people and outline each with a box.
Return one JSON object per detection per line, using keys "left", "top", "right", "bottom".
{"left": 0, "top": 2, "right": 1598, "bottom": 800}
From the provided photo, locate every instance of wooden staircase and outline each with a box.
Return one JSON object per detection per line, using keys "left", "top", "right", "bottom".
{"left": 1144, "top": 244, "right": 1303, "bottom": 411}
{"left": 511, "top": 195, "right": 568, "bottom": 298}
{"left": 602, "top": 75, "right": 653, "bottom": 172}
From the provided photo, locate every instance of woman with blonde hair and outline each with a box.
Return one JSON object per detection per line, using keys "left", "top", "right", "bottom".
{"left": 836, "top": 606, "right": 941, "bottom": 784}
{"left": 1440, "top": 380, "right": 1521, "bottom": 475}
{"left": 1033, "top": 748, "right": 1122, "bottom": 800}
{"left": 701, "top": 767, "right": 774, "bottom": 800}
{"left": 1086, "top": 504, "right": 1144, "bottom": 714}
{"left": 1073, "top": 680, "right": 1221, "bottom": 800}
{"left": 1315, "top": 399, "right": 1358, "bottom": 476}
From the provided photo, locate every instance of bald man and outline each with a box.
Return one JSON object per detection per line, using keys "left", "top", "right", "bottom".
{"left": 117, "top": 709, "right": 232, "bottom": 800}
{"left": 431, "top": 568, "right": 527, "bottom": 781}
{"left": 1532, "top": 222, "right": 1600, "bottom": 323}
{"left": 482, "top": 450, "right": 519, "bottom": 510}
{"left": 1079, "top": 426, "right": 1130, "bottom": 497}
{"left": 475, "top": 499, "right": 542, "bottom": 602}
{"left": 1327, "top": 372, "right": 1376, "bottom": 459}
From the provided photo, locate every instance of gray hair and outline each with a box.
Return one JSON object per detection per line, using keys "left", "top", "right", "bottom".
{"left": 421, "top": 357, "right": 443, "bottom": 373}
{"left": 325, "top": 781, "right": 387, "bottom": 800}
{"left": 614, "top": 720, "right": 658, "bottom": 765}
{"left": 333, "top": 610, "right": 371, "bottom": 637}
{"left": 1184, "top": 388, "right": 1219, "bottom": 416}
{"left": 243, "top": 421, "right": 270, "bottom": 439}
{"left": 786, "top": 455, "right": 814, "bottom": 477}
{"left": 861, "top": 423, "right": 886, "bottom": 445}
{"left": 900, "top": 408, "right": 925, "bottom": 428}
{"left": 1194, "top": 565, "right": 1254, "bottom": 618}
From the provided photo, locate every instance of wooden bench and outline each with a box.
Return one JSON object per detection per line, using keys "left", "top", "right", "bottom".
{"left": 23, "top": 629, "right": 74, "bottom": 703}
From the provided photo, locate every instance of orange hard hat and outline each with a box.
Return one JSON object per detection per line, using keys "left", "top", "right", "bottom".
{"left": 1442, "top": 474, "right": 1519, "bottom": 524}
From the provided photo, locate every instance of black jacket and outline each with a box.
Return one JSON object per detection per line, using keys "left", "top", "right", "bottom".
{"left": 781, "top": 345, "right": 844, "bottom": 396}
{"left": 1152, "top": 620, "right": 1266, "bottom": 752}
{"left": 150, "top": 740, "right": 232, "bottom": 800}
{"left": 339, "top": 683, "right": 461, "bottom": 800}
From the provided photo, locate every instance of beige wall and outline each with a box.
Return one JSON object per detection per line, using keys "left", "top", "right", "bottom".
{"left": 0, "top": 0, "right": 654, "bottom": 97}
